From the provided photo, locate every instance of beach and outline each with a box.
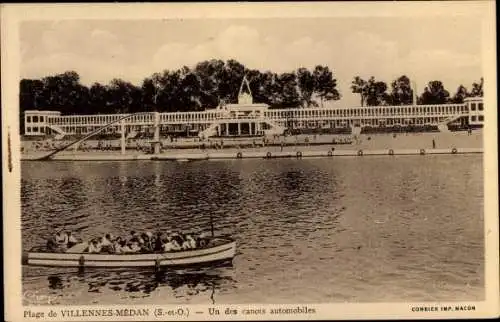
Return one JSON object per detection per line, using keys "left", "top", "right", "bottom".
{"left": 21, "top": 131, "right": 483, "bottom": 161}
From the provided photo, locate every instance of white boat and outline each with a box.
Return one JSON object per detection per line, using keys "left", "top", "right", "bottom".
{"left": 23, "top": 237, "right": 236, "bottom": 268}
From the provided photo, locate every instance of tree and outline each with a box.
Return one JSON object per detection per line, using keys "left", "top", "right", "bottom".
{"left": 419, "top": 81, "right": 450, "bottom": 105}
{"left": 312, "top": 65, "right": 340, "bottom": 107}
{"left": 106, "top": 78, "right": 142, "bottom": 114}
{"left": 40, "top": 71, "right": 85, "bottom": 114}
{"left": 390, "top": 75, "right": 413, "bottom": 105}
{"left": 152, "top": 70, "right": 182, "bottom": 112}
{"left": 277, "top": 72, "right": 301, "bottom": 108}
{"left": 451, "top": 85, "right": 469, "bottom": 104}
{"left": 19, "top": 60, "right": 349, "bottom": 117}
{"left": 194, "top": 59, "right": 225, "bottom": 108}
{"left": 88, "top": 83, "right": 109, "bottom": 113}
{"left": 20, "top": 78, "right": 45, "bottom": 134}
{"left": 140, "top": 78, "right": 158, "bottom": 112}
{"left": 178, "top": 72, "right": 203, "bottom": 111}
{"left": 470, "top": 77, "right": 483, "bottom": 97}
{"left": 364, "top": 77, "right": 390, "bottom": 106}
{"left": 20, "top": 79, "right": 44, "bottom": 111}
{"left": 351, "top": 76, "right": 368, "bottom": 106}
{"left": 219, "top": 59, "right": 246, "bottom": 104}
{"left": 296, "top": 67, "right": 317, "bottom": 108}
{"left": 246, "top": 70, "right": 276, "bottom": 106}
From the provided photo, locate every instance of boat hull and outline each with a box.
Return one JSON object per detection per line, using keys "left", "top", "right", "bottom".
{"left": 23, "top": 239, "right": 236, "bottom": 268}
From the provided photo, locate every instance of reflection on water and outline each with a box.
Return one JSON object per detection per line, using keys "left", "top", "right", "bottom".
{"left": 22, "top": 156, "right": 484, "bottom": 304}
{"left": 42, "top": 265, "right": 235, "bottom": 304}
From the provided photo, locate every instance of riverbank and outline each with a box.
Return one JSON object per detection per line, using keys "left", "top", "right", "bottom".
{"left": 21, "top": 131, "right": 483, "bottom": 161}
{"left": 21, "top": 147, "right": 482, "bottom": 161}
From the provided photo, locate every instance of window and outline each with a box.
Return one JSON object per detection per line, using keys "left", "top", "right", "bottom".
{"left": 40, "top": 127, "right": 45, "bottom": 133}
{"left": 479, "top": 103, "right": 484, "bottom": 111}
{"left": 471, "top": 103, "right": 476, "bottom": 111}
{"left": 40, "top": 116, "right": 44, "bottom": 122}
{"left": 27, "top": 127, "right": 32, "bottom": 133}
{"left": 33, "top": 116, "right": 38, "bottom": 122}
{"left": 471, "top": 116, "right": 477, "bottom": 121}
{"left": 33, "top": 127, "right": 39, "bottom": 132}
{"left": 27, "top": 116, "right": 32, "bottom": 123}
{"left": 478, "top": 115, "right": 484, "bottom": 121}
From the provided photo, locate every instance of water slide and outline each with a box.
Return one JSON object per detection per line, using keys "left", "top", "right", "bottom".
{"left": 36, "top": 112, "right": 155, "bottom": 160}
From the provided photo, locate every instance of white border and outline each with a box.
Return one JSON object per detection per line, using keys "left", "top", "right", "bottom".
{"left": 2, "top": 2, "right": 498, "bottom": 321}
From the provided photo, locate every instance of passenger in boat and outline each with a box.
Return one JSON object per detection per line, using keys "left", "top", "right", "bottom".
{"left": 66, "top": 231, "right": 78, "bottom": 248}
{"left": 129, "top": 231, "right": 144, "bottom": 244}
{"left": 197, "top": 232, "right": 210, "bottom": 248}
{"left": 171, "top": 232, "right": 184, "bottom": 246}
{"left": 100, "top": 234, "right": 114, "bottom": 253}
{"left": 162, "top": 238, "right": 173, "bottom": 252}
{"left": 180, "top": 234, "right": 196, "bottom": 250}
{"left": 181, "top": 238, "right": 191, "bottom": 250}
{"left": 46, "top": 237, "right": 58, "bottom": 252}
{"left": 88, "top": 239, "right": 101, "bottom": 253}
{"left": 171, "top": 237, "right": 181, "bottom": 251}
{"left": 162, "top": 236, "right": 181, "bottom": 252}
{"left": 54, "top": 230, "right": 68, "bottom": 246}
{"left": 107, "top": 233, "right": 116, "bottom": 242}
{"left": 129, "top": 241, "right": 141, "bottom": 253}
{"left": 153, "top": 232, "right": 164, "bottom": 252}
{"left": 119, "top": 240, "right": 132, "bottom": 253}
{"left": 186, "top": 234, "right": 197, "bottom": 249}
{"left": 113, "top": 237, "right": 123, "bottom": 253}
{"left": 141, "top": 232, "right": 154, "bottom": 252}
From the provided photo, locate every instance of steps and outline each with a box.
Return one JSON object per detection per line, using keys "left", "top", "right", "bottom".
{"left": 47, "top": 124, "right": 66, "bottom": 140}
{"left": 198, "top": 122, "right": 220, "bottom": 138}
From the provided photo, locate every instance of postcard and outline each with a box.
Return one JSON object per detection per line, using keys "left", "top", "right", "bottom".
{"left": 2, "top": 1, "right": 499, "bottom": 321}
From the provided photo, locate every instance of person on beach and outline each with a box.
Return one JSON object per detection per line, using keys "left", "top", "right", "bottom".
{"left": 432, "top": 139, "right": 436, "bottom": 149}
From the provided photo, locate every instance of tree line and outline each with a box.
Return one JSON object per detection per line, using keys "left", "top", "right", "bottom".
{"left": 20, "top": 59, "right": 484, "bottom": 120}
{"left": 20, "top": 59, "right": 339, "bottom": 117}
{"left": 351, "top": 75, "right": 483, "bottom": 107}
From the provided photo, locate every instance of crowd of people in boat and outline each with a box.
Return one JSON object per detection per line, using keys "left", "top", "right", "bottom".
{"left": 47, "top": 230, "right": 211, "bottom": 254}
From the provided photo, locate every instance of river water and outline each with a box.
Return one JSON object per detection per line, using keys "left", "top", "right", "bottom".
{"left": 21, "top": 156, "right": 484, "bottom": 305}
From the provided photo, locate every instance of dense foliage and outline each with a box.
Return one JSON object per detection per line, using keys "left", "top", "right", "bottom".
{"left": 20, "top": 59, "right": 341, "bottom": 117}
{"left": 19, "top": 59, "right": 483, "bottom": 136}
{"left": 351, "top": 76, "right": 483, "bottom": 106}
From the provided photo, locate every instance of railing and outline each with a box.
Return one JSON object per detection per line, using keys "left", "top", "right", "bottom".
{"left": 37, "top": 112, "right": 155, "bottom": 160}
{"left": 40, "top": 102, "right": 471, "bottom": 129}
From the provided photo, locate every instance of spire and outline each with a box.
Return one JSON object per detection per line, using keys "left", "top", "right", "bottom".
{"left": 238, "top": 75, "right": 253, "bottom": 104}
{"left": 412, "top": 80, "right": 417, "bottom": 105}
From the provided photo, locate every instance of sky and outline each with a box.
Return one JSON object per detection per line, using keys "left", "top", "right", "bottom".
{"left": 20, "top": 17, "right": 483, "bottom": 107}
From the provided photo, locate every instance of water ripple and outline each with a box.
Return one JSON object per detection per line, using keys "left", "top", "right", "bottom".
{"left": 21, "top": 156, "right": 484, "bottom": 304}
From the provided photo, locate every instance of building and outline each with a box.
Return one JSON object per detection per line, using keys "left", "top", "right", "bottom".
{"left": 23, "top": 80, "right": 484, "bottom": 139}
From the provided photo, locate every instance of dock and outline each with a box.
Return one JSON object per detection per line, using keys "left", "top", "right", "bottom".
{"left": 21, "top": 147, "right": 483, "bottom": 161}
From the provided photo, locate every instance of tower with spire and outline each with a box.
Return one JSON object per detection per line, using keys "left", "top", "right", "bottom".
{"left": 238, "top": 75, "right": 253, "bottom": 105}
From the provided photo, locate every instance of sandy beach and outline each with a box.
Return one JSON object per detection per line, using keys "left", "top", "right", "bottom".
{"left": 21, "top": 131, "right": 483, "bottom": 161}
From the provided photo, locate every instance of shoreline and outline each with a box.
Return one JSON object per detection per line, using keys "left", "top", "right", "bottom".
{"left": 21, "top": 147, "right": 483, "bottom": 161}
{"left": 20, "top": 131, "right": 483, "bottom": 161}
